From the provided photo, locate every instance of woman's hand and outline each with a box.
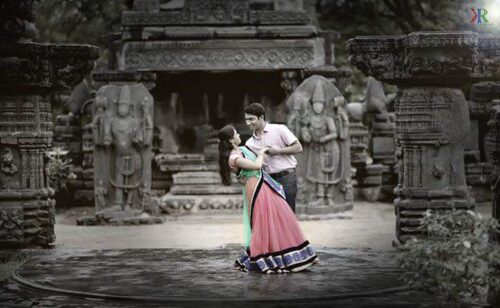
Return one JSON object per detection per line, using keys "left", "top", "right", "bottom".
{"left": 258, "top": 147, "right": 270, "bottom": 156}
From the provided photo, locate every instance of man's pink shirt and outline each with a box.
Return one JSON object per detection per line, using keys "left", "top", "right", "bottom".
{"left": 245, "top": 122, "right": 298, "bottom": 174}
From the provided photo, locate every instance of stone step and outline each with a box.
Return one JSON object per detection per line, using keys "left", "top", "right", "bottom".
{"left": 160, "top": 194, "right": 243, "bottom": 214}
{"left": 170, "top": 184, "right": 241, "bottom": 195}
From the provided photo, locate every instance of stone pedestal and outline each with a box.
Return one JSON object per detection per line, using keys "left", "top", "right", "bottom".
{"left": 347, "top": 32, "right": 500, "bottom": 242}
{"left": 156, "top": 154, "right": 243, "bottom": 215}
{"left": 0, "top": 0, "right": 98, "bottom": 247}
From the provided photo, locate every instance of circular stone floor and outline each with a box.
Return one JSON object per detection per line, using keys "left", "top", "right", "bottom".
{"left": 1, "top": 247, "right": 449, "bottom": 307}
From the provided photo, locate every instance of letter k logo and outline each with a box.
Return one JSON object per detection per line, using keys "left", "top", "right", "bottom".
{"left": 471, "top": 8, "right": 478, "bottom": 23}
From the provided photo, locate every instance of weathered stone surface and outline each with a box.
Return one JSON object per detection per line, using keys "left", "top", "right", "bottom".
{"left": 122, "top": 39, "right": 325, "bottom": 71}
{"left": 93, "top": 71, "right": 157, "bottom": 90}
{"left": 487, "top": 101, "right": 500, "bottom": 222}
{"left": 0, "top": 1, "right": 98, "bottom": 247}
{"left": 156, "top": 154, "right": 218, "bottom": 172}
{"left": 347, "top": 31, "right": 500, "bottom": 241}
{"left": 93, "top": 84, "right": 154, "bottom": 215}
{"left": 160, "top": 195, "right": 243, "bottom": 215}
{"left": 347, "top": 32, "right": 500, "bottom": 86}
{"left": 122, "top": 0, "right": 310, "bottom": 26}
{"left": 0, "top": 247, "right": 455, "bottom": 306}
{"left": 303, "top": 66, "right": 352, "bottom": 94}
{"left": 286, "top": 75, "right": 353, "bottom": 213}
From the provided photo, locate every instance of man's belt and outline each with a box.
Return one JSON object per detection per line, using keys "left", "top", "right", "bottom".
{"left": 269, "top": 168, "right": 296, "bottom": 178}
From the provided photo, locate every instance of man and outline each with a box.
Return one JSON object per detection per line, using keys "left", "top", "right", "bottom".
{"left": 243, "top": 103, "right": 302, "bottom": 212}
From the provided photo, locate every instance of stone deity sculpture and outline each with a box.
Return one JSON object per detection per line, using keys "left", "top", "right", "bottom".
{"left": 91, "top": 96, "right": 107, "bottom": 145}
{"left": 286, "top": 75, "right": 353, "bottom": 213}
{"left": 1, "top": 149, "right": 18, "bottom": 175}
{"left": 93, "top": 84, "right": 154, "bottom": 213}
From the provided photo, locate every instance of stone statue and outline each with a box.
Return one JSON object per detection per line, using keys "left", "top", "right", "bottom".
{"left": 286, "top": 75, "right": 352, "bottom": 213}
{"left": 302, "top": 83, "right": 350, "bottom": 206}
{"left": 95, "top": 180, "right": 107, "bottom": 211}
{"left": 1, "top": 149, "right": 18, "bottom": 175}
{"left": 93, "top": 84, "right": 154, "bottom": 213}
{"left": 91, "top": 95, "right": 108, "bottom": 145}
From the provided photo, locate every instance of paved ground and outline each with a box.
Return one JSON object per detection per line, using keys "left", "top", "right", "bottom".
{"left": 1, "top": 247, "right": 453, "bottom": 307}
{"left": 54, "top": 202, "right": 400, "bottom": 251}
{"left": 0, "top": 201, "right": 493, "bottom": 307}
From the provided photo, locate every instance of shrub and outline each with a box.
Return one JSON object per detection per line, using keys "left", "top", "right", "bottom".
{"left": 47, "top": 147, "right": 76, "bottom": 193}
{"left": 398, "top": 210, "right": 500, "bottom": 301}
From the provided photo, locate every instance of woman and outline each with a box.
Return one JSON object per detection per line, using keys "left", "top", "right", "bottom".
{"left": 218, "top": 125, "right": 318, "bottom": 273}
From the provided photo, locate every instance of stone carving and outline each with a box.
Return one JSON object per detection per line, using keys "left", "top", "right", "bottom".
{"left": 347, "top": 31, "right": 500, "bottom": 242}
{"left": 133, "top": 0, "right": 159, "bottom": 12}
{"left": 286, "top": 75, "right": 352, "bottom": 214}
{"left": 94, "top": 180, "right": 107, "bottom": 211}
{"left": 1, "top": 149, "right": 18, "bottom": 175}
{"left": 122, "top": 0, "right": 310, "bottom": 26}
{"left": 122, "top": 41, "right": 318, "bottom": 71}
{"left": 347, "top": 32, "right": 500, "bottom": 85}
{"left": 93, "top": 84, "right": 153, "bottom": 213}
{"left": 0, "top": 0, "right": 98, "bottom": 247}
{"left": 487, "top": 100, "right": 500, "bottom": 222}
{"left": 274, "top": 0, "right": 303, "bottom": 11}
{"left": 0, "top": 207, "right": 23, "bottom": 244}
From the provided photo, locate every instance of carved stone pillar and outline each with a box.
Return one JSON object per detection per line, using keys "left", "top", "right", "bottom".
{"left": 487, "top": 100, "right": 500, "bottom": 223}
{"left": 0, "top": 0, "right": 98, "bottom": 247}
{"left": 347, "top": 32, "right": 500, "bottom": 242}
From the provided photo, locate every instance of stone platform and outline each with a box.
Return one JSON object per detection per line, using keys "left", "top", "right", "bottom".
{"left": 0, "top": 247, "right": 453, "bottom": 307}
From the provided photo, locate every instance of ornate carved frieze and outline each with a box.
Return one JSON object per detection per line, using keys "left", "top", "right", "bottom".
{"left": 470, "top": 82, "right": 500, "bottom": 116}
{"left": 0, "top": 94, "right": 53, "bottom": 136}
{"left": 122, "top": 10, "right": 309, "bottom": 26}
{"left": 248, "top": 11, "right": 310, "bottom": 25}
{"left": 487, "top": 101, "right": 500, "bottom": 221}
{"left": 0, "top": 0, "right": 98, "bottom": 247}
{"left": 346, "top": 31, "right": 495, "bottom": 242}
{"left": 0, "top": 207, "right": 23, "bottom": 244}
{"left": 122, "top": 39, "right": 323, "bottom": 71}
{"left": 93, "top": 71, "right": 157, "bottom": 90}
{"left": 347, "top": 32, "right": 500, "bottom": 86}
{"left": 0, "top": 43, "right": 99, "bottom": 90}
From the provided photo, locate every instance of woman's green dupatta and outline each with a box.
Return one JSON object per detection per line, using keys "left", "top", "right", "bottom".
{"left": 238, "top": 146, "right": 261, "bottom": 249}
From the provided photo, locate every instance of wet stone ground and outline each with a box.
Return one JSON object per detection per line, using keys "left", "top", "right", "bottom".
{"left": 0, "top": 247, "right": 452, "bottom": 307}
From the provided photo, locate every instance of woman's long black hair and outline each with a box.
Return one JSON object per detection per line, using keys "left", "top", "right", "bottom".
{"left": 218, "top": 125, "right": 236, "bottom": 186}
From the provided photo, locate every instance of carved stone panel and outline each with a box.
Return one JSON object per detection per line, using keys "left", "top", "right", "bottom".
{"left": 93, "top": 84, "right": 154, "bottom": 213}
{"left": 121, "top": 39, "right": 324, "bottom": 71}
{"left": 0, "top": 207, "right": 23, "bottom": 245}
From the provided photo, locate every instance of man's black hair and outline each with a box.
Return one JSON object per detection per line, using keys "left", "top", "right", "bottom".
{"left": 244, "top": 103, "right": 266, "bottom": 120}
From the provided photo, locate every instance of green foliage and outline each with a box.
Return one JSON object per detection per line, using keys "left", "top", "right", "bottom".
{"left": 47, "top": 147, "right": 75, "bottom": 193}
{"left": 35, "top": 0, "right": 125, "bottom": 47}
{"left": 398, "top": 210, "right": 500, "bottom": 301}
{"left": 316, "top": 0, "right": 499, "bottom": 99}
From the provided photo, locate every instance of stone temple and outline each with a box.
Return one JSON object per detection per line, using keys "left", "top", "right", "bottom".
{"left": 64, "top": 0, "right": 353, "bottom": 221}
{"left": 2, "top": 0, "right": 499, "bottom": 246}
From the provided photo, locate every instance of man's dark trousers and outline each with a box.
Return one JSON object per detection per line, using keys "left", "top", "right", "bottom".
{"left": 270, "top": 170, "right": 297, "bottom": 213}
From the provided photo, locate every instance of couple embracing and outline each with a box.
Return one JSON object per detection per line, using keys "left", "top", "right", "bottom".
{"left": 218, "top": 103, "right": 318, "bottom": 274}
